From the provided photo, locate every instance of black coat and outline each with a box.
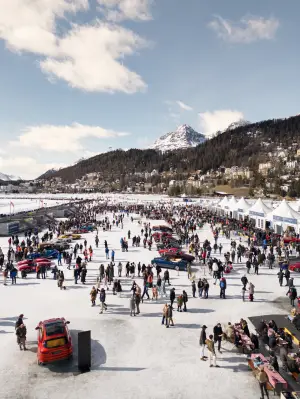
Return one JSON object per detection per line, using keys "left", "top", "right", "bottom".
{"left": 199, "top": 329, "right": 207, "bottom": 345}
{"left": 213, "top": 325, "right": 223, "bottom": 341}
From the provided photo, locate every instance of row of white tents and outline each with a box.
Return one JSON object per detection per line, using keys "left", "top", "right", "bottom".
{"left": 201, "top": 196, "right": 300, "bottom": 234}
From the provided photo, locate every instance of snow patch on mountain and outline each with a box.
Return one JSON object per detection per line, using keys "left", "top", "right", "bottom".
{"left": 226, "top": 120, "right": 251, "bottom": 131}
{"left": 0, "top": 172, "right": 22, "bottom": 181}
{"left": 150, "top": 124, "right": 206, "bottom": 152}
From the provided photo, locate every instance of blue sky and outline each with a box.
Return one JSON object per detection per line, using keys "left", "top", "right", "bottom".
{"left": 0, "top": 0, "right": 299, "bottom": 179}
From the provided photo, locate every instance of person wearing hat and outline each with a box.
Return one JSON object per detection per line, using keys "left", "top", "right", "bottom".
{"left": 15, "top": 314, "right": 24, "bottom": 330}
{"left": 199, "top": 325, "right": 207, "bottom": 360}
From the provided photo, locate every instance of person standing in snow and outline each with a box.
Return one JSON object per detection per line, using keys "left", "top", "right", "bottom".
{"left": 213, "top": 323, "right": 223, "bottom": 353}
{"left": 248, "top": 282, "right": 255, "bottom": 302}
{"left": 199, "top": 325, "right": 207, "bottom": 361}
{"left": 98, "top": 288, "right": 107, "bottom": 314}
{"left": 166, "top": 304, "right": 174, "bottom": 328}
{"left": 16, "top": 324, "right": 27, "bottom": 351}
{"left": 90, "top": 286, "right": 97, "bottom": 306}
{"left": 129, "top": 295, "right": 136, "bottom": 316}
{"left": 205, "top": 334, "right": 219, "bottom": 368}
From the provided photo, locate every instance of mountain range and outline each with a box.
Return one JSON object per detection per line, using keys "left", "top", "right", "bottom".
{"left": 0, "top": 172, "right": 22, "bottom": 182}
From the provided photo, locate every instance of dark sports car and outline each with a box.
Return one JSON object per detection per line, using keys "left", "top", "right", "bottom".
{"left": 151, "top": 257, "right": 188, "bottom": 271}
{"left": 158, "top": 248, "right": 195, "bottom": 262}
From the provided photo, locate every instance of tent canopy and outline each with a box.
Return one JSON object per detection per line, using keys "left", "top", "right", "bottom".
{"left": 248, "top": 198, "right": 272, "bottom": 218}
{"left": 234, "top": 197, "right": 251, "bottom": 213}
{"left": 270, "top": 199, "right": 300, "bottom": 225}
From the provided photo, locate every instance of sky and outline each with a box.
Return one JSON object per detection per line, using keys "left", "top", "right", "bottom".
{"left": 0, "top": 0, "right": 299, "bottom": 179}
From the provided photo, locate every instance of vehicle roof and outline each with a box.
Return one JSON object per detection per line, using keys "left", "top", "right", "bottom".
{"left": 41, "top": 317, "right": 65, "bottom": 325}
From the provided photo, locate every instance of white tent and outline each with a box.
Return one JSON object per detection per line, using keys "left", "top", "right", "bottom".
{"left": 247, "top": 198, "right": 272, "bottom": 229}
{"left": 270, "top": 199, "right": 300, "bottom": 234}
{"left": 217, "top": 196, "right": 229, "bottom": 208}
{"left": 233, "top": 197, "right": 251, "bottom": 219}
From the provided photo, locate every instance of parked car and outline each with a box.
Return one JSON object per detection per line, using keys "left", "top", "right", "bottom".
{"left": 289, "top": 263, "right": 300, "bottom": 272}
{"left": 17, "top": 258, "right": 52, "bottom": 273}
{"left": 152, "top": 225, "right": 173, "bottom": 233}
{"left": 151, "top": 257, "right": 188, "bottom": 271}
{"left": 152, "top": 232, "right": 173, "bottom": 242}
{"left": 157, "top": 241, "right": 181, "bottom": 250}
{"left": 27, "top": 249, "right": 59, "bottom": 260}
{"left": 158, "top": 248, "right": 195, "bottom": 262}
{"left": 35, "top": 318, "right": 73, "bottom": 365}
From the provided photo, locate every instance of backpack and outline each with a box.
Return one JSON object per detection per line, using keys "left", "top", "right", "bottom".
{"left": 220, "top": 281, "right": 225, "bottom": 289}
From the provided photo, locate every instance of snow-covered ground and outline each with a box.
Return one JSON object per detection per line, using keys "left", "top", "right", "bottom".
{"left": 0, "top": 212, "right": 290, "bottom": 399}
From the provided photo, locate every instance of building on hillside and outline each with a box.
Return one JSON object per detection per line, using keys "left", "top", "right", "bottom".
{"left": 258, "top": 162, "right": 272, "bottom": 175}
{"left": 286, "top": 160, "right": 297, "bottom": 169}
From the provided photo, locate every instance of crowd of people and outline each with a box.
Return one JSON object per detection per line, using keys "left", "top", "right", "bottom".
{"left": 3, "top": 199, "right": 300, "bottom": 398}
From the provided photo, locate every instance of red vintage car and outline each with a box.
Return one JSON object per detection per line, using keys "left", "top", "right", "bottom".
{"left": 35, "top": 318, "right": 72, "bottom": 365}
{"left": 289, "top": 263, "right": 300, "bottom": 272}
{"left": 158, "top": 248, "right": 195, "bottom": 262}
{"left": 152, "top": 232, "right": 173, "bottom": 242}
{"left": 17, "top": 258, "right": 52, "bottom": 273}
{"left": 284, "top": 237, "right": 300, "bottom": 244}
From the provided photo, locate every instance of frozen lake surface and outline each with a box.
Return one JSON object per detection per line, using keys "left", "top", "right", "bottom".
{"left": 0, "top": 207, "right": 289, "bottom": 399}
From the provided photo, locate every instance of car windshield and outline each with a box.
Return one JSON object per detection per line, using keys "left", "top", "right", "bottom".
{"left": 45, "top": 321, "right": 65, "bottom": 336}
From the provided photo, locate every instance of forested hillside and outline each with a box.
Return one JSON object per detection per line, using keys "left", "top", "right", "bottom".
{"left": 44, "top": 115, "right": 300, "bottom": 183}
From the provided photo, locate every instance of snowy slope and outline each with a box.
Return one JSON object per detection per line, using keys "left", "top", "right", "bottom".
{"left": 150, "top": 124, "right": 206, "bottom": 152}
{"left": 0, "top": 172, "right": 22, "bottom": 181}
{"left": 226, "top": 119, "right": 251, "bottom": 131}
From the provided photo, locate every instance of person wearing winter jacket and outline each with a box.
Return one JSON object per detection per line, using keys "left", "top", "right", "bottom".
{"left": 213, "top": 323, "right": 223, "bottom": 353}
{"left": 205, "top": 334, "right": 219, "bottom": 367}
{"left": 98, "top": 288, "right": 107, "bottom": 314}
{"left": 192, "top": 281, "right": 196, "bottom": 298}
{"left": 90, "top": 286, "right": 97, "bottom": 306}
{"left": 219, "top": 278, "right": 226, "bottom": 299}
{"left": 170, "top": 287, "right": 176, "bottom": 308}
{"left": 241, "top": 275, "right": 248, "bottom": 289}
{"left": 199, "top": 325, "right": 207, "bottom": 360}
{"left": 277, "top": 270, "right": 284, "bottom": 286}
{"left": 182, "top": 290, "right": 188, "bottom": 311}
{"left": 248, "top": 282, "right": 255, "bottom": 302}
{"left": 129, "top": 295, "right": 136, "bottom": 316}
{"left": 166, "top": 305, "right": 174, "bottom": 328}
{"left": 287, "top": 285, "right": 298, "bottom": 306}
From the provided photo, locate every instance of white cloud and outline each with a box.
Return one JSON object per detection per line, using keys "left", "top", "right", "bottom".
{"left": 209, "top": 15, "right": 279, "bottom": 43}
{"left": 0, "top": 156, "right": 67, "bottom": 180}
{"left": 97, "top": 0, "right": 152, "bottom": 22}
{"left": 199, "top": 110, "right": 244, "bottom": 135}
{"left": 176, "top": 101, "right": 193, "bottom": 111}
{"left": 10, "top": 123, "right": 130, "bottom": 152}
{"left": 0, "top": 0, "right": 88, "bottom": 55}
{"left": 0, "top": 0, "right": 150, "bottom": 93}
{"left": 40, "top": 22, "right": 148, "bottom": 93}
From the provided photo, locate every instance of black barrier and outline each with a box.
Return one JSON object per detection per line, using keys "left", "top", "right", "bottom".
{"left": 78, "top": 330, "right": 91, "bottom": 372}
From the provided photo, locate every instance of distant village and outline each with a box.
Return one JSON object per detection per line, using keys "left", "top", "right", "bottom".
{"left": 2, "top": 146, "right": 300, "bottom": 198}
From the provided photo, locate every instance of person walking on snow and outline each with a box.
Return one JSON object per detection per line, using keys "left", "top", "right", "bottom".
{"left": 200, "top": 325, "right": 208, "bottom": 360}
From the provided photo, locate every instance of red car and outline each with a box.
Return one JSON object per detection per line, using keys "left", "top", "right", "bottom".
{"left": 152, "top": 232, "right": 173, "bottom": 242}
{"left": 159, "top": 248, "right": 195, "bottom": 262}
{"left": 284, "top": 237, "right": 300, "bottom": 244}
{"left": 35, "top": 318, "right": 72, "bottom": 365}
{"left": 17, "top": 258, "right": 52, "bottom": 273}
{"left": 289, "top": 263, "right": 300, "bottom": 272}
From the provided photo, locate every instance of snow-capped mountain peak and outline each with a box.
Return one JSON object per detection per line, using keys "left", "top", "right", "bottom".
{"left": 226, "top": 119, "right": 251, "bottom": 131}
{"left": 0, "top": 172, "right": 22, "bottom": 181}
{"left": 150, "top": 124, "right": 206, "bottom": 152}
